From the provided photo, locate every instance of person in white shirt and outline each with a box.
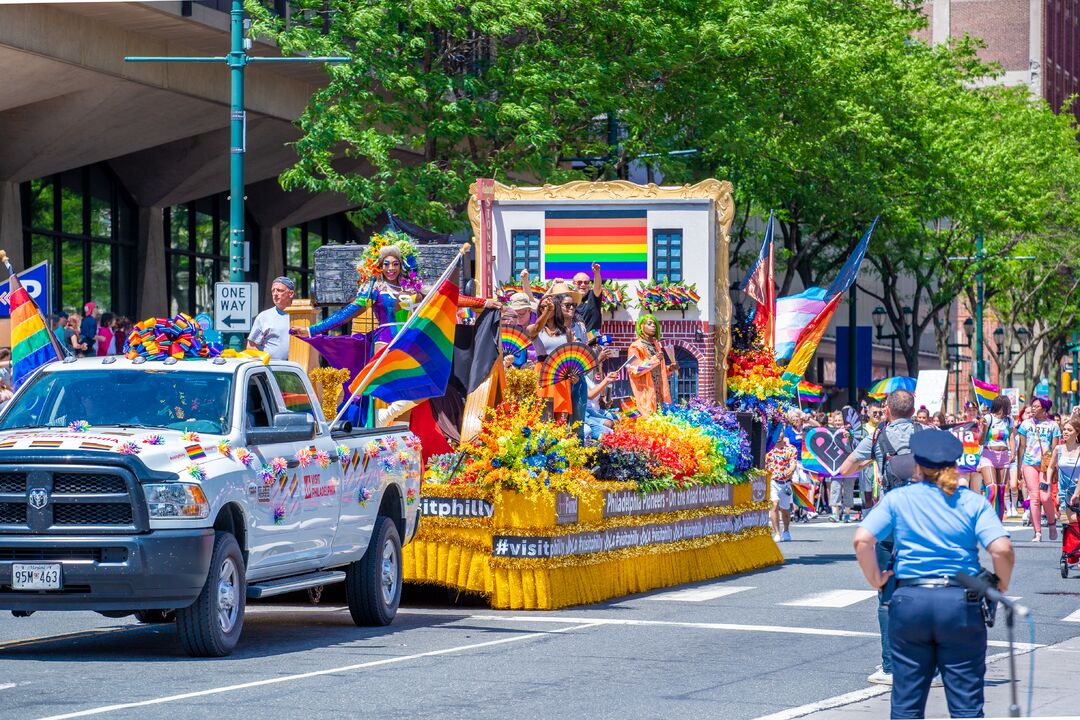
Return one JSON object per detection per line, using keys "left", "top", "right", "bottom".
{"left": 247, "top": 276, "right": 295, "bottom": 361}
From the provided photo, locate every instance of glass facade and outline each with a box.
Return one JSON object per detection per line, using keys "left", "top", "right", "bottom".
{"left": 165, "top": 194, "right": 258, "bottom": 317}
{"left": 21, "top": 165, "right": 137, "bottom": 316}
{"left": 281, "top": 214, "right": 357, "bottom": 299}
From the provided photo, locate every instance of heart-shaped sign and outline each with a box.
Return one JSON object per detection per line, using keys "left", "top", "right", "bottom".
{"left": 801, "top": 428, "right": 855, "bottom": 477}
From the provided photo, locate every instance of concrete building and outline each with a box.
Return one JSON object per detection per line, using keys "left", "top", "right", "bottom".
{"left": 0, "top": 1, "right": 386, "bottom": 321}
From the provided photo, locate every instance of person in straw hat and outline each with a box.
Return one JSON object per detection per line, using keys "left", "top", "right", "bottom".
{"left": 528, "top": 279, "right": 588, "bottom": 433}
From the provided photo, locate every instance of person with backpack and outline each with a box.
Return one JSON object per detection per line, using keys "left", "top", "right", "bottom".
{"left": 838, "top": 389, "right": 926, "bottom": 686}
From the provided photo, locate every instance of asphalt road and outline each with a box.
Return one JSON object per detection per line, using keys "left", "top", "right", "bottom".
{"left": 0, "top": 520, "right": 1076, "bottom": 720}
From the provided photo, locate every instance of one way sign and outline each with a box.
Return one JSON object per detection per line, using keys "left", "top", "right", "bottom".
{"left": 214, "top": 282, "right": 258, "bottom": 333}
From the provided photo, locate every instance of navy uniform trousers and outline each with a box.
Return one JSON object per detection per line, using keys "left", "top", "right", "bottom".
{"left": 889, "top": 585, "right": 987, "bottom": 719}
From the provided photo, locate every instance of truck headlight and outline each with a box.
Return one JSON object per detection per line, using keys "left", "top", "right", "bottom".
{"left": 144, "top": 483, "right": 209, "bottom": 519}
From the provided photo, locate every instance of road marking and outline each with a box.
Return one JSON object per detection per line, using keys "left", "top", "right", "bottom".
{"left": 780, "top": 589, "right": 878, "bottom": 608}
{"left": 1062, "top": 608, "right": 1080, "bottom": 622}
{"left": 751, "top": 649, "right": 1034, "bottom": 720}
{"left": 0, "top": 683, "right": 16, "bottom": 691}
{"left": 646, "top": 585, "right": 755, "bottom": 602}
{"left": 32, "top": 622, "right": 601, "bottom": 720}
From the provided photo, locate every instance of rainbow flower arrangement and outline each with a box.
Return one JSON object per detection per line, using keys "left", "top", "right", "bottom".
{"left": 600, "top": 280, "right": 629, "bottom": 313}
{"left": 635, "top": 281, "right": 701, "bottom": 313}
{"left": 659, "top": 400, "right": 753, "bottom": 475}
{"left": 498, "top": 277, "right": 551, "bottom": 302}
{"left": 356, "top": 231, "right": 423, "bottom": 294}
{"left": 725, "top": 310, "right": 793, "bottom": 424}
{"left": 423, "top": 398, "right": 595, "bottom": 499}
{"left": 598, "top": 413, "right": 732, "bottom": 489}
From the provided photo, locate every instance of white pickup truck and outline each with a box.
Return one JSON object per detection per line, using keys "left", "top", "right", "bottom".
{"left": 0, "top": 356, "right": 421, "bottom": 656}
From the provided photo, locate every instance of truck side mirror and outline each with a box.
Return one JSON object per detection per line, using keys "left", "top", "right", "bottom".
{"left": 247, "top": 412, "right": 317, "bottom": 445}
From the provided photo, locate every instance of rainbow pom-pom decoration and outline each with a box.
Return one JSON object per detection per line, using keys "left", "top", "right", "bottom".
{"left": 500, "top": 325, "right": 531, "bottom": 355}
{"left": 538, "top": 342, "right": 597, "bottom": 387}
{"left": 124, "top": 313, "right": 222, "bottom": 361}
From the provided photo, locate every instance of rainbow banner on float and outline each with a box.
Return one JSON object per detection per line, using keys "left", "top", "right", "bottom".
{"left": 10, "top": 272, "right": 61, "bottom": 388}
{"left": 543, "top": 209, "right": 648, "bottom": 280}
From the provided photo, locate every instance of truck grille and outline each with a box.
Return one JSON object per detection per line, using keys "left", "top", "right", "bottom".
{"left": 0, "top": 467, "right": 143, "bottom": 533}
{"left": 0, "top": 547, "right": 128, "bottom": 562}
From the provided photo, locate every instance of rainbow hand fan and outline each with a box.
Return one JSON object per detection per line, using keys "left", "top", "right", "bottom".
{"left": 500, "top": 325, "right": 531, "bottom": 355}
{"left": 539, "top": 342, "right": 597, "bottom": 387}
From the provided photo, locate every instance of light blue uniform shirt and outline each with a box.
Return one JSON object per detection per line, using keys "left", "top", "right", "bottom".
{"left": 861, "top": 482, "right": 1009, "bottom": 579}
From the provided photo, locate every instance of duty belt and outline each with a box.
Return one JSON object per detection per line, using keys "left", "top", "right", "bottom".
{"left": 897, "top": 577, "right": 961, "bottom": 588}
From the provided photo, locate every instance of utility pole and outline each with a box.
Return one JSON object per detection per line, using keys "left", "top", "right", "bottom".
{"left": 125, "top": 1, "right": 349, "bottom": 282}
{"left": 974, "top": 233, "right": 985, "bottom": 381}
{"left": 848, "top": 284, "right": 858, "bottom": 406}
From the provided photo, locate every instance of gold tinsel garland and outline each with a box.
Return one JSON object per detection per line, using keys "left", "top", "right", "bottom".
{"left": 505, "top": 366, "right": 538, "bottom": 400}
{"left": 308, "top": 367, "right": 352, "bottom": 419}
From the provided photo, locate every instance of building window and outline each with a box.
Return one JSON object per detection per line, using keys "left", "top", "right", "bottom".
{"left": 165, "top": 195, "right": 234, "bottom": 317}
{"left": 21, "top": 165, "right": 137, "bottom": 317}
{"left": 653, "top": 229, "right": 683, "bottom": 283}
{"left": 511, "top": 230, "right": 541, "bottom": 278}
{"left": 282, "top": 214, "right": 357, "bottom": 299}
{"left": 674, "top": 347, "right": 698, "bottom": 401}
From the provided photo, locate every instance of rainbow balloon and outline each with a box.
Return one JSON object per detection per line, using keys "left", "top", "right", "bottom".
{"left": 539, "top": 342, "right": 597, "bottom": 387}
{"left": 500, "top": 325, "right": 531, "bottom": 355}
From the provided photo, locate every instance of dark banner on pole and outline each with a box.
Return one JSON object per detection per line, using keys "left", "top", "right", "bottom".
{"left": 835, "top": 326, "right": 873, "bottom": 389}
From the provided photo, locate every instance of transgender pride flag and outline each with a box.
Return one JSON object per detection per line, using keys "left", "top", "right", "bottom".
{"left": 543, "top": 209, "right": 648, "bottom": 280}
{"left": 774, "top": 287, "right": 829, "bottom": 364}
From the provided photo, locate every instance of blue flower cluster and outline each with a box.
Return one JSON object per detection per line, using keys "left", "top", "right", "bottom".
{"left": 522, "top": 432, "right": 568, "bottom": 483}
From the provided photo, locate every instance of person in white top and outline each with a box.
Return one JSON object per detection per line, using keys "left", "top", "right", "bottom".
{"left": 247, "top": 276, "right": 295, "bottom": 361}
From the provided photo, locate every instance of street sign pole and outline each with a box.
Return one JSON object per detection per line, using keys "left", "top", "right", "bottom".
{"left": 125, "top": 3, "right": 349, "bottom": 284}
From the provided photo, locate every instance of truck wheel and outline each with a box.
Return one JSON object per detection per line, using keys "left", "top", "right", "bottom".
{"left": 134, "top": 609, "right": 175, "bottom": 624}
{"left": 346, "top": 515, "right": 401, "bottom": 626}
{"left": 176, "top": 532, "right": 246, "bottom": 657}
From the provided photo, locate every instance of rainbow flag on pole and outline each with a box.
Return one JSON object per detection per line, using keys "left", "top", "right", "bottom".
{"left": 972, "top": 378, "right": 1000, "bottom": 406}
{"left": 543, "top": 209, "right": 648, "bottom": 280}
{"left": 9, "top": 270, "right": 61, "bottom": 387}
{"left": 348, "top": 275, "right": 459, "bottom": 404}
{"left": 797, "top": 380, "right": 825, "bottom": 404}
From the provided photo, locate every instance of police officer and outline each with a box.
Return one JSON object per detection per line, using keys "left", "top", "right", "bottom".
{"left": 853, "top": 429, "right": 1015, "bottom": 719}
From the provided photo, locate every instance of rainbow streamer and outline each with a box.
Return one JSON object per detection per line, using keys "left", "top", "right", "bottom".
{"left": 350, "top": 276, "right": 459, "bottom": 403}
{"left": 9, "top": 271, "right": 60, "bottom": 387}
{"left": 538, "top": 342, "right": 596, "bottom": 387}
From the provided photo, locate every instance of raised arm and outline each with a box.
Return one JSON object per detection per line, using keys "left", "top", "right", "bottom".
{"left": 591, "top": 262, "right": 602, "bottom": 298}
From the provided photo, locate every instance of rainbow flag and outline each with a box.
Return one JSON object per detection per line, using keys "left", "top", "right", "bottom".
{"left": 620, "top": 397, "right": 641, "bottom": 419}
{"left": 972, "top": 378, "right": 999, "bottom": 406}
{"left": 775, "top": 288, "right": 829, "bottom": 364}
{"left": 791, "top": 482, "right": 814, "bottom": 510}
{"left": 349, "top": 275, "right": 459, "bottom": 403}
{"left": 543, "top": 209, "right": 648, "bottom": 280}
{"left": 9, "top": 271, "right": 61, "bottom": 387}
{"left": 797, "top": 380, "right": 825, "bottom": 403}
{"left": 785, "top": 293, "right": 844, "bottom": 380}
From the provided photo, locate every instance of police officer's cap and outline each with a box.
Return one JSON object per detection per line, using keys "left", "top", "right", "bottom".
{"left": 909, "top": 429, "right": 964, "bottom": 469}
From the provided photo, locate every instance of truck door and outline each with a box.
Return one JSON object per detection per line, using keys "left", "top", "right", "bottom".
{"left": 269, "top": 368, "right": 340, "bottom": 558}
{"left": 243, "top": 370, "right": 324, "bottom": 573}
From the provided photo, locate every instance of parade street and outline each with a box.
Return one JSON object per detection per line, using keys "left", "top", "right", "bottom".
{"left": 0, "top": 522, "right": 1074, "bottom": 720}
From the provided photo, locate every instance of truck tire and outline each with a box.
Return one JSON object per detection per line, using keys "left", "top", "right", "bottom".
{"left": 134, "top": 609, "right": 175, "bottom": 624}
{"left": 346, "top": 515, "right": 402, "bottom": 626}
{"left": 176, "top": 531, "right": 246, "bottom": 657}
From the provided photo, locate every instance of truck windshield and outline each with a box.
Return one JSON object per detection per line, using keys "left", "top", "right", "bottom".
{"left": 0, "top": 370, "right": 233, "bottom": 435}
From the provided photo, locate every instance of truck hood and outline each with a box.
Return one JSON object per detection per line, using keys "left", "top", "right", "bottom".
{"left": 0, "top": 427, "right": 231, "bottom": 475}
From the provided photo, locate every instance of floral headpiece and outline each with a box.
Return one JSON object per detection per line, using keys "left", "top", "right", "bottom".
{"left": 356, "top": 231, "right": 423, "bottom": 294}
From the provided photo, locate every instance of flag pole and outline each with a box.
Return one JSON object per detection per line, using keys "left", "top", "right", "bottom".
{"left": 331, "top": 243, "right": 470, "bottom": 427}
{"left": 0, "top": 250, "right": 66, "bottom": 360}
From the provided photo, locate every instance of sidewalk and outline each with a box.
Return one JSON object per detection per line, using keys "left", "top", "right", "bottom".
{"left": 779, "top": 634, "right": 1080, "bottom": 719}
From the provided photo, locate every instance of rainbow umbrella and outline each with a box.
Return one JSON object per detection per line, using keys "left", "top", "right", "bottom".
{"left": 867, "top": 376, "right": 916, "bottom": 400}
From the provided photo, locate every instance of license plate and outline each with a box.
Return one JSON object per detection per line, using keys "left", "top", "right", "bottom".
{"left": 11, "top": 563, "right": 61, "bottom": 590}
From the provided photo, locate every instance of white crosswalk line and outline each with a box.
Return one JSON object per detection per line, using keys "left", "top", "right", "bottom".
{"left": 1061, "top": 608, "right": 1080, "bottom": 623}
{"left": 781, "top": 589, "right": 878, "bottom": 608}
{"left": 647, "top": 585, "right": 755, "bottom": 602}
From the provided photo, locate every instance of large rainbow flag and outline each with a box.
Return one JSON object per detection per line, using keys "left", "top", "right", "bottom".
{"left": 543, "top": 209, "right": 648, "bottom": 280}
{"left": 348, "top": 276, "right": 459, "bottom": 404}
{"left": 775, "top": 288, "right": 829, "bottom": 364}
{"left": 9, "top": 272, "right": 61, "bottom": 387}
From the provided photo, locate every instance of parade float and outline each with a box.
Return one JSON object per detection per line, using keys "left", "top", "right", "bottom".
{"left": 293, "top": 179, "right": 786, "bottom": 610}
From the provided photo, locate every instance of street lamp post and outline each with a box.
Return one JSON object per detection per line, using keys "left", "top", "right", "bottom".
{"left": 871, "top": 305, "right": 912, "bottom": 376}
{"left": 124, "top": 2, "right": 350, "bottom": 282}
{"left": 993, "top": 325, "right": 1029, "bottom": 389}
{"left": 948, "top": 318, "right": 974, "bottom": 414}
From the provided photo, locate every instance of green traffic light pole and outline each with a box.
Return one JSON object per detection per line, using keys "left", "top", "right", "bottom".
{"left": 125, "top": 0, "right": 349, "bottom": 283}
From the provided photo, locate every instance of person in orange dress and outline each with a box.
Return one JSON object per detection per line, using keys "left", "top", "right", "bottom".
{"left": 627, "top": 314, "right": 679, "bottom": 416}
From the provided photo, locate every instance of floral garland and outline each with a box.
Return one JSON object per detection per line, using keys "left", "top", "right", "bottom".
{"left": 635, "top": 281, "right": 701, "bottom": 313}
{"left": 725, "top": 309, "right": 793, "bottom": 424}
{"left": 356, "top": 230, "right": 423, "bottom": 294}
